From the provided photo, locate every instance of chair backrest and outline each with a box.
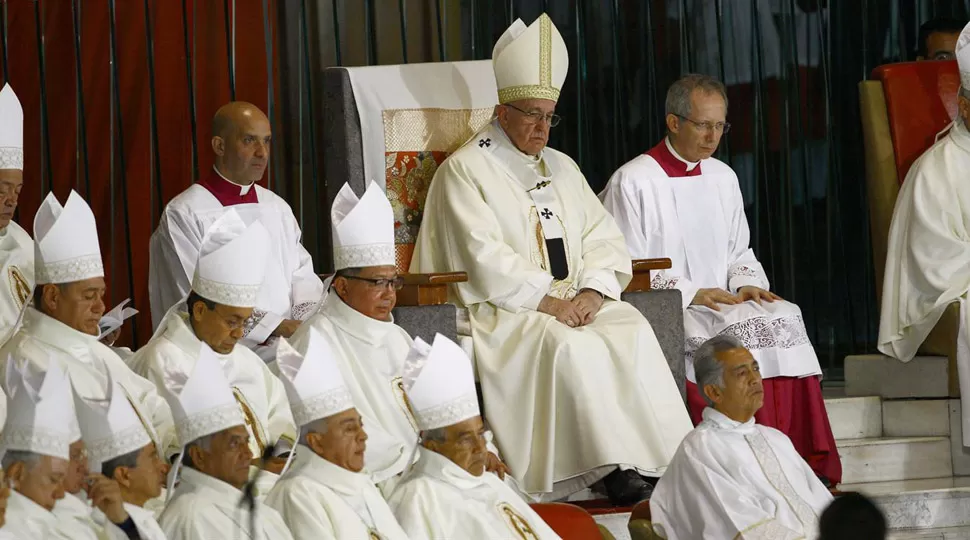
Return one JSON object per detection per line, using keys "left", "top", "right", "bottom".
{"left": 322, "top": 61, "right": 498, "bottom": 272}
{"left": 529, "top": 502, "right": 608, "bottom": 540}
{"left": 859, "top": 60, "right": 960, "bottom": 303}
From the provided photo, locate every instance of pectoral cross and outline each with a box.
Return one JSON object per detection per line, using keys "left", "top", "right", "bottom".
{"left": 479, "top": 138, "right": 491, "bottom": 148}
{"left": 541, "top": 208, "right": 553, "bottom": 219}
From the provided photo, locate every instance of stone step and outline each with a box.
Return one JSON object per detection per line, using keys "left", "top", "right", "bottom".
{"left": 825, "top": 396, "right": 882, "bottom": 440}
{"left": 884, "top": 399, "right": 951, "bottom": 438}
{"left": 890, "top": 528, "right": 970, "bottom": 540}
{"left": 839, "top": 436, "right": 953, "bottom": 484}
{"left": 845, "top": 354, "right": 950, "bottom": 399}
{"left": 841, "top": 477, "right": 970, "bottom": 531}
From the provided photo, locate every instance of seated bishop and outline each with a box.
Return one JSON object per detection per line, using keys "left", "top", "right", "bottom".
{"left": 649, "top": 336, "right": 833, "bottom": 539}
{"left": 599, "top": 74, "right": 841, "bottom": 484}
{"left": 387, "top": 334, "right": 561, "bottom": 540}
{"left": 265, "top": 330, "right": 409, "bottom": 540}
{"left": 74, "top": 379, "right": 169, "bottom": 540}
{"left": 149, "top": 102, "right": 323, "bottom": 361}
{"left": 157, "top": 343, "right": 293, "bottom": 540}
{"left": 98, "top": 299, "right": 138, "bottom": 362}
{"left": 880, "top": 22, "right": 970, "bottom": 446}
{"left": 410, "top": 13, "right": 691, "bottom": 503}
{"left": 130, "top": 209, "right": 296, "bottom": 493}
{"left": 0, "top": 190, "right": 175, "bottom": 455}
{"left": 0, "top": 84, "right": 34, "bottom": 346}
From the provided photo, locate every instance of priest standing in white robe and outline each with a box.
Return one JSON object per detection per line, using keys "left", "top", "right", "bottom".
{"left": 149, "top": 102, "right": 323, "bottom": 362}
{"left": 649, "top": 335, "right": 833, "bottom": 539}
{"left": 880, "top": 22, "right": 970, "bottom": 446}
{"left": 410, "top": 13, "right": 691, "bottom": 503}
{"left": 388, "top": 333, "right": 561, "bottom": 540}
{"left": 266, "top": 331, "right": 409, "bottom": 540}
{"left": 157, "top": 344, "right": 293, "bottom": 540}
{"left": 0, "top": 190, "right": 175, "bottom": 455}
{"left": 75, "top": 380, "right": 169, "bottom": 540}
{"left": 130, "top": 209, "right": 296, "bottom": 491}
{"left": 0, "top": 84, "right": 33, "bottom": 346}
{"left": 600, "top": 73, "right": 841, "bottom": 485}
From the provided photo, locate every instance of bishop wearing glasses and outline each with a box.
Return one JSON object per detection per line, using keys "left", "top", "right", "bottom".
{"left": 600, "top": 74, "right": 841, "bottom": 485}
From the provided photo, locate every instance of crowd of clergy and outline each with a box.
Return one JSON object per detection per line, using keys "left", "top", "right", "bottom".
{"left": 3, "top": 9, "right": 967, "bottom": 540}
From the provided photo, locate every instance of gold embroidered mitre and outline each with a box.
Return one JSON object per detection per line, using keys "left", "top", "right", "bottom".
{"left": 492, "top": 13, "right": 568, "bottom": 104}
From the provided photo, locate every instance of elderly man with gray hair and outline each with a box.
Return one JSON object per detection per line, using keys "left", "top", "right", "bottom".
{"left": 648, "top": 335, "right": 833, "bottom": 540}
{"left": 600, "top": 73, "right": 840, "bottom": 484}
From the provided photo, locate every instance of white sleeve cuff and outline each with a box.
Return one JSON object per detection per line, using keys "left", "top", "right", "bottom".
{"left": 578, "top": 269, "right": 622, "bottom": 300}
{"left": 491, "top": 273, "right": 554, "bottom": 313}
{"left": 244, "top": 310, "right": 284, "bottom": 345}
{"left": 729, "top": 276, "right": 767, "bottom": 294}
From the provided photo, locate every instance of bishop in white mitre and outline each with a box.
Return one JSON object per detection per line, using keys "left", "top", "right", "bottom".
{"left": 98, "top": 298, "right": 138, "bottom": 362}
{"left": 157, "top": 343, "right": 293, "bottom": 540}
{"left": 880, "top": 22, "right": 970, "bottom": 446}
{"left": 0, "top": 84, "right": 33, "bottom": 346}
{"left": 649, "top": 336, "right": 833, "bottom": 539}
{"left": 0, "top": 190, "right": 175, "bottom": 455}
{"left": 74, "top": 379, "right": 169, "bottom": 540}
{"left": 388, "top": 334, "right": 561, "bottom": 540}
{"left": 266, "top": 330, "right": 409, "bottom": 540}
{"left": 130, "top": 209, "right": 296, "bottom": 494}
{"left": 410, "top": 13, "right": 691, "bottom": 502}
{"left": 600, "top": 74, "right": 841, "bottom": 483}
{"left": 149, "top": 102, "right": 323, "bottom": 361}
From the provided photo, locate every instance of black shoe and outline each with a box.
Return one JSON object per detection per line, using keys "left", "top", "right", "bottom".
{"left": 602, "top": 469, "right": 654, "bottom": 507}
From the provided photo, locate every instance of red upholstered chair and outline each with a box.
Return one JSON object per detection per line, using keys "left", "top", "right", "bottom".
{"left": 529, "top": 503, "right": 615, "bottom": 540}
{"left": 859, "top": 60, "right": 961, "bottom": 395}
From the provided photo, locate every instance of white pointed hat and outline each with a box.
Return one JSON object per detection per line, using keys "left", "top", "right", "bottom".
{"left": 331, "top": 181, "right": 395, "bottom": 271}
{"left": 159, "top": 343, "right": 244, "bottom": 446}
{"left": 74, "top": 378, "right": 153, "bottom": 472}
{"left": 492, "top": 13, "right": 569, "bottom": 104}
{"left": 33, "top": 190, "right": 104, "bottom": 285}
{"left": 0, "top": 84, "right": 23, "bottom": 171}
{"left": 276, "top": 330, "right": 353, "bottom": 427}
{"left": 958, "top": 21, "right": 970, "bottom": 89}
{"left": 192, "top": 209, "right": 270, "bottom": 307}
{"left": 99, "top": 298, "right": 139, "bottom": 337}
{"left": 0, "top": 359, "right": 76, "bottom": 461}
{"left": 402, "top": 333, "right": 479, "bottom": 431}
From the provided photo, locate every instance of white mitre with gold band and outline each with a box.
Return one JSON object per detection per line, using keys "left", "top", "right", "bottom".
{"left": 403, "top": 333, "right": 479, "bottom": 431}
{"left": 276, "top": 329, "right": 353, "bottom": 427}
{"left": 74, "top": 379, "right": 154, "bottom": 471}
{"left": 0, "top": 84, "right": 23, "bottom": 170}
{"left": 492, "top": 13, "right": 568, "bottom": 104}
{"left": 331, "top": 181, "right": 395, "bottom": 271}
{"left": 958, "top": 21, "right": 970, "bottom": 89}
{"left": 33, "top": 190, "right": 104, "bottom": 285}
{"left": 192, "top": 208, "right": 270, "bottom": 307}
{"left": 0, "top": 359, "right": 75, "bottom": 461}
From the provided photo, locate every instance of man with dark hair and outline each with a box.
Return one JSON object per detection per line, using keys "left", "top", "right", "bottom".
{"left": 818, "top": 493, "right": 887, "bottom": 540}
{"left": 917, "top": 18, "right": 966, "bottom": 60}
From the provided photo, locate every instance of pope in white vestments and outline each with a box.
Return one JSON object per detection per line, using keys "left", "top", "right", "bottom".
{"left": 266, "top": 331, "right": 409, "bottom": 540}
{"left": 157, "top": 344, "right": 293, "bottom": 540}
{"left": 410, "top": 13, "right": 691, "bottom": 502}
{"left": 600, "top": 74, "right": 841, "bottom": 484}
{"left": 388, "top": 334, "right": 561, "bottom": 540}
{"left": 149, "top": 102, "right": 323, "bottom": 361}
{"left": 0, "top": 190, "right": 175, "bottom": 456}
{"left": 130, "top": 209, "right": 296, "bottom": 493}
{"left": 650, "top": 336, "right": 833, "bottom": 540}
{"left": 880, "top": 22, "right": 970, "bottom": 446}
{"left": 0, "top": 84, "right": 34, "bottom": 346}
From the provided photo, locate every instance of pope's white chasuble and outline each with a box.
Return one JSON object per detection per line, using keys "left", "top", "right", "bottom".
{"left": 0, "top": 309, "right": 175, "bottom": 455}
{"left": 411, "top": 120, "right": 691, "bottom": 496}
{"left": 600, "top": 141, "right": 821, "bottom": 382}
{"left": 158, "top": 466, "right": 294, "bottom": 540}
{"left": 128, "top": 305, "right": 297, "bottom": 492}
{"left": 265, "top": 447, "right": 409, "bottom": 540}
{"left": 880, "top": 119, "right": 970, "bottom": 444}
{"left": 650, "top": 408, "right": 833, "bottom": 540}
{"left": 4, "top": 490, "right": 61, "bottom": 539}
{"left": 0, "top": 220, "right": 32, "bottom": 346}
{"left": 287, "top": 293, "right": 419, "bottom": 488}
{"left": 388, "top": 447, "right": 560, "bottom": 540}
{"left": 149, "top": 171, "right": 323, "bottom": 360}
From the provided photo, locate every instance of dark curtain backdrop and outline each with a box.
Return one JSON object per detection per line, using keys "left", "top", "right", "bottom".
{"left": 1, "top": 0, "right": 968, "bottom": 375}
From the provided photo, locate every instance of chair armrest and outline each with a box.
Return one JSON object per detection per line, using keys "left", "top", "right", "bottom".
{"left": 625, "top": 258, "right": 673, "bottom": 293}
{"left": 319, "top": 272, "right": 468, "bottom": 307}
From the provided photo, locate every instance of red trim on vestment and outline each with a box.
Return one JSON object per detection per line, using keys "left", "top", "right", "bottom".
{"left": 645, "top": 140, "right": 703, "bottom": 178}
{"left": 198, "top": 169, "right": 259, "bottom": 206}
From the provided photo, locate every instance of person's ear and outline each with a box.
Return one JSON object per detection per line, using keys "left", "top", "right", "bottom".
{"left": 41, "top": 284, "right": 60, "bottom": 314}
{"left": 211, "top": 136, "right": 225, "bottom": 157}
{"left": 6, "top": 461, "right": 24, "bottom": 490}
{"left": 666, "top": 113, "right": 681, "bottom": 136}
{"left": 333, "top": 276, "right": 349, "bottom": 299}
{"left": 187, "top": 445, "right": 206, "bottom": 472}
{"left": 191, "top": 301, "right": 207, "bottom": 323}
{"left": 112, "top": 466, "right": 132, "bottom": 489}
{"left": 496, "top": 105, "right": 510, "bottom": 128}
{"left": 702, "top": 383, "right": 722, "bottom": 405}
{"left": 305, "top": 431, "right": 327, "bottom": 455}
{"left": 959, "top": 96, "right": 970, "bottom": 127}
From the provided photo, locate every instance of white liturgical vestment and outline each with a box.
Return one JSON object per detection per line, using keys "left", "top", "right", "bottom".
{"left": 4, "top": 490, "right": 60, "bottom": 539}
{"left": 149, "top": 169, "right": 323, "bottom": 359}
{"left": 411, "top": 120, "right": 691, "bottom": 496}
{"left": 600, "top": 140, "right": 821, "bottom": 382}
{"left": 266, "top": 447, "right": 409, "bottom": 540}
{"left": 650, "top": 408, "right": 833, "bottom": 539}
{"left": 52, "top": 492, "right": 128, "bottom": 540}
{"left": 0, "top": 221, "right": 32, "bottom": 346}
{"left": 388, "top": 447, "right": 560, "bottom": 540}
{"left": 158, "top": 466, "right": 293, "bottom": 540}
